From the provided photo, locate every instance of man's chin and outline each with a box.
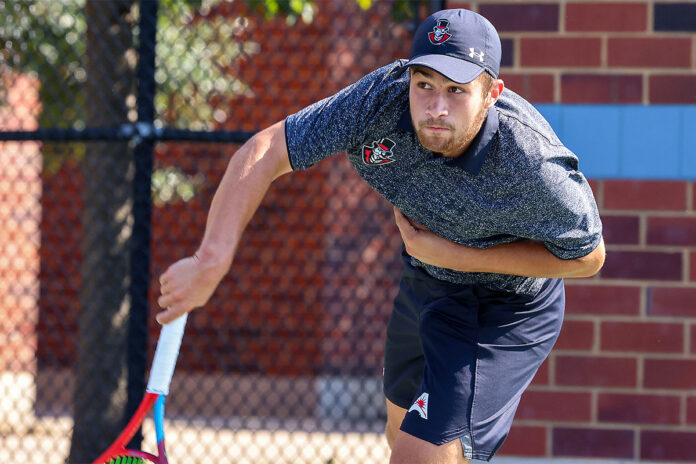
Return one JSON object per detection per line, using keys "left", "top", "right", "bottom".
{"left": 416, "top": 133, "right": 451, "bottom": 154}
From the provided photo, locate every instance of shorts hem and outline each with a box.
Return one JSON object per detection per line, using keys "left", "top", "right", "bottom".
{"left": 472, "top": 451, "right": 495, "bottom": 461}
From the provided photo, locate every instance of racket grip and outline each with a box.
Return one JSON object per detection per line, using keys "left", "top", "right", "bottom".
{"left": 146, "top": 313, "right": 188, "bottom": 395}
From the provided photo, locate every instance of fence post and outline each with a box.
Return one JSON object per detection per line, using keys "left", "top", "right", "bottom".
{"left": 126, "top": 0, "right": 159, "bottom": 449}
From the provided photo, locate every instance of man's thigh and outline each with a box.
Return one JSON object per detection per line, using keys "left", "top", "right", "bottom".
{"left": 390, "top": 429, "right": 469, "bottom": 464}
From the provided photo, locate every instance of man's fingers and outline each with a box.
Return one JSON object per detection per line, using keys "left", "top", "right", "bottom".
{"left": 156, "top": 305, "right": 188, "bottom": 325}
{"left": 157, "top": 291, "right": 183, "bottom": 309}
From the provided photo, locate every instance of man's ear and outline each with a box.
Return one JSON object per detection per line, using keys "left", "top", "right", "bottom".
{"left": 486, "top": 79, "right": 505, "bottom": 109}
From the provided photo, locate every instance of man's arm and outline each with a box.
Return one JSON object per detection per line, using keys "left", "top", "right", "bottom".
{"left": 156, "top": 120, "right": 292, "bottom": 323}
{"left": 394, "top": 207, "right": 605, "bottom": 278}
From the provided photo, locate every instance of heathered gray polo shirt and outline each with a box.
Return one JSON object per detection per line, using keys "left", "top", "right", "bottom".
{"left": 285, "top": 60, "right": 602, "bottom": 296}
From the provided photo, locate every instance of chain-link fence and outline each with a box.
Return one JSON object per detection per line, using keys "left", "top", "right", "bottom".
{"left": 1, "top": 1, "right": 441, "bottom": 462}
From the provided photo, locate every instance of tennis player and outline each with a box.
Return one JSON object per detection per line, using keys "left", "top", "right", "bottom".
{"left": 157, "top": 9, "right": 604, "bottom": 463}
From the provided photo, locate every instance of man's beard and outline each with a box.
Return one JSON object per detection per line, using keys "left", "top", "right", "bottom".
{"left": 415, "top": 103, "right": 489, "bottom": 157}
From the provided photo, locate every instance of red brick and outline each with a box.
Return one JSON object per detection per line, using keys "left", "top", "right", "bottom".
{"left": 647, "top": 216, "right": 696, "bottom": 246}
{"left": 445, "top": 1, "right": 470, "bottom": 8}
{"left": 566, "top": 3, "right": 647, "bottom": 32}
{"left": 598, "top": 393, "right": 681, "bottom": 424}
{"left": 531, "top": 358, "right": 550, "bottom": 385}
{"left": 601, "top": 321, "right": 684, "bottom": 353}
{"left": 565, "top": 285, "right": 641, "bottom": 315}
{"left": 602, "top": 215, "right": 640, "bottom": 245}
{"left": 642, "top": 431, "right": 696, "bottom": 461}
{"left": 644, "top": 359, "right": 696, "bottom": 389}
{"left": 650, "top": 75, "right": 696, "bottom": 104}
{"left": 517, "top": 390, "right": 592, "bottom": 422}
{"left": 480, "top": 4, "right": 558, "bottom": 31}
{"left": 609, "top": 38, "right": 692, "bottom": 68}
{"left": 498, "top": 425, "right": 547, "bottom": 457}
{"left": 601, "top": 251, "right": 682, "bottom": 281}
{"left": 687, "top": 396, "right": 696, "bottom": 424}
{"left": 556, "top": 319, "right": 594, "bottom": 351}
{"left": 561, "top": 74, "right": 642, "bottom": 103}
{"left": 649, "top": 287, "right": 696, "bottom": 317}
{"left": 691, "top": 252, "right": 696, "bottom": 282}
{"left": 556, "top": 355, "right": 637, "bottom": 388}
{"left": 603, "top": 180, "right": 687, "bottom": 211}
{"left": 553, "top": 427, "right": 634, "bottom": 459}
{"left": 500, "top": 73, "right": 555, "bottom": 103}
{"left": 521, "top": 38, "right": 602, "bottom": 67}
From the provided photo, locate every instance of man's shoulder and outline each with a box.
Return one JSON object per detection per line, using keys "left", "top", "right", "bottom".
{"left": 494, "top": 88, "right": 564, "bottom": 150}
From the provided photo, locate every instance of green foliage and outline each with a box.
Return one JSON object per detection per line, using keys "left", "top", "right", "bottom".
{"left": 1, "top": 0, "right": 424, "bottom": 201}
{"left": 243, "top": 0, "right": 315, "bottom": 24}
{"left": 154, "top": 1, "right": 259, "bottom": 130}
{"left": 0, "top": 0, "right": 87, "bottom": 127}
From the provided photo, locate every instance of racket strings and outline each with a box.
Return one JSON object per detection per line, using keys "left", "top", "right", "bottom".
{"left": 107, "top": 458, "right": 144, "bottom": 464}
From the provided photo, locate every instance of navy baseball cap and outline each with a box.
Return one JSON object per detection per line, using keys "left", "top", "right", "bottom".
{"left": 405, "top": 9, "right": 501, "bottom": 84}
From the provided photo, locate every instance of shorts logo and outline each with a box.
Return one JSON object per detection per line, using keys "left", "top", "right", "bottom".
{"left": 408, "top": 392, "right": 429, "bottom": 419}
{"left": 428, "top": 19, "right": 452, "bottom": 45}
{"left": 363, "top": 137, "right": 396, "bottom": 165}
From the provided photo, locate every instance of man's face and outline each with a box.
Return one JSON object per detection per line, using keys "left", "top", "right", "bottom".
{"left": 409, "top": 66, "right": 491, "bottom": 158}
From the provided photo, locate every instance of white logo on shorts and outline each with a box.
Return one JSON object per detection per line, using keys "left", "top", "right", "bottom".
{"left": 408, "top": 392, "right": 429, "bottom": 419}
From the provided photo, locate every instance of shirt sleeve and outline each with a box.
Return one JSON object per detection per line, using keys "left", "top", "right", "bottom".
{"left": 511, "top": 152, "right": 603, "bottom": 260}
{"left": 284, "top": 60, "right": 407, "bottom": 171}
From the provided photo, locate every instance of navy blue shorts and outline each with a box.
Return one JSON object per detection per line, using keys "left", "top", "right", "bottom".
{"left": 383, "top": 259, "right": 564, "bottom": 461}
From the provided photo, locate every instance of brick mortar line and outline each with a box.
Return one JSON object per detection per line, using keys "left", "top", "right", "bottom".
{"left": 564, "top": 279, "right": 695, "bottom": 287}
{"left": 501, "top": 67, "right": 696, "bottom": 75}
{"left": 565, "top": 314, "right": 696, "bottom": 324}
{"left": 553, "top": 350, "right": 696, "bottom": 359}
{"left": 528, "top": 384, "right": 693, "bottom": 397}
{"left": 687, "top": 182, "right": 694, "bottom": 212}
{"left": 605, "top": 244, "right": 696, "bottom": 251}
{"left": 640, "top": 212, "right": 647, "bottom": 247}
{"left": 514, "top": 419, "right": 696, "bottom": 432}
{"left": 686, "top": 322, "right": 692, "bottom": 358}
{"left": 600, "top": 210, "right": 696, "bottom": 216}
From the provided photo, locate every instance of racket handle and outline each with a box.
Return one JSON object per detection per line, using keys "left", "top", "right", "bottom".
{"left": 146, "top": 313, "right": 188, "bottom": 395}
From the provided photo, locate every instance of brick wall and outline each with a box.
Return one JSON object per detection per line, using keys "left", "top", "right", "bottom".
{"left": 443, "top": 1, "right": 696, "bottom": 461}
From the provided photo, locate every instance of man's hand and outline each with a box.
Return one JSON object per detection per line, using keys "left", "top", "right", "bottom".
{"left": 393, "top": 207, "right": 453, "bottom": 268}
{"left": 156, "top": 253, "right": 227, "bottom": 324}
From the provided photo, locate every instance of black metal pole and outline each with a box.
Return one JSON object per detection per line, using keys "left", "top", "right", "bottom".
{"left": 125, "top": 0, "right": 158, "bottom": 449}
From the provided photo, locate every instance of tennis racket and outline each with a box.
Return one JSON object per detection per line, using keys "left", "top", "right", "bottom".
{"left": 92, "top": 313, "right": 188, "bottom": 464}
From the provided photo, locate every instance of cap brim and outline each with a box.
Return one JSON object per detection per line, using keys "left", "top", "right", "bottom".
{"left": 405, "top": 54, "right": 485, "bottom": 84}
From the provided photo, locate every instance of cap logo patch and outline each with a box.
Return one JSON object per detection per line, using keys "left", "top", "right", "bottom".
{"left": 428, "top": 19, "right": 452, "bottom": 45}
{"left": 468, "top": 47, "right": 485, "bottom": 62}
{"left": 363, "top": 137, "right": 396, "bottom": 165}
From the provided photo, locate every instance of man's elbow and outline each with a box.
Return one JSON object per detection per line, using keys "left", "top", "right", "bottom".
{"left": 575, "top": 238, "right": 606, "bottom": 277}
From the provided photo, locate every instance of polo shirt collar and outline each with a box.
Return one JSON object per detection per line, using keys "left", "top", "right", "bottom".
{"left": 397, "top": 106, "right": 499, "bottom": 175}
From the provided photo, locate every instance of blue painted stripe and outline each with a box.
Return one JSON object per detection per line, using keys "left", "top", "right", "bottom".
{"left": 534, "top": 104, "right": 696, "bottom": 180}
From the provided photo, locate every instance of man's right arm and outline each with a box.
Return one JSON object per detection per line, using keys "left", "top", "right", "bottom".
{"left": 156, "top": 119, "right": 292, "bottom": 324}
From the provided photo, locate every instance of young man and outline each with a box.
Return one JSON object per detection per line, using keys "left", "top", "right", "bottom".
{"left": 157, "top": 9, "right": 604, "bottom": 464}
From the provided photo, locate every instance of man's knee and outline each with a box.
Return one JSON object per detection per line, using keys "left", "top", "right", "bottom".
{"left": 389, "top": 430, "right": 469, "bottom": 464}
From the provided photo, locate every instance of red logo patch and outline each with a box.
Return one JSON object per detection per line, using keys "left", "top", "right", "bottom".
{"left": 428, "top": 19, "right": 452, "bottom": 45}
{"left": 363, "top": 138, "right": 396, "bottom": 165}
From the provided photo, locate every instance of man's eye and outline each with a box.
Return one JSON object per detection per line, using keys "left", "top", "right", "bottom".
{"left": 449, "top": 87, "right": 464, "bottom": 94}
{"left": 418, "top": 82, "right": 432, "bottom": 89}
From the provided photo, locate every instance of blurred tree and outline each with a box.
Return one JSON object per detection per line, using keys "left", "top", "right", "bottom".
{"left": 67, "top": 2, "right": 137, "bottom": 461}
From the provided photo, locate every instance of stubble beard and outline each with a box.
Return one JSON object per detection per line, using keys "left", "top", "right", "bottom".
{"left": 415, "top": 103, "right": 489, "bottom": 157}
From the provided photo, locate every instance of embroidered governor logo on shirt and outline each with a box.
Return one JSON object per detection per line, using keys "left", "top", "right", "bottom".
{"left": 428, "top": 19, "right": 452, "bottom": 45}
{"left": 363, "top": 137, "right": 396, "bottom": 165}
{"left": 408, "top": 392, "right": 429, "bottom": 419}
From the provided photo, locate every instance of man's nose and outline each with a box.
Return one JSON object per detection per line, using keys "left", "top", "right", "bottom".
{"left": 426, "top": 94, "right": 448, "bottom": 119}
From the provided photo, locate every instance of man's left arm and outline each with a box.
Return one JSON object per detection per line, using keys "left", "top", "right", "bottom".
{"left": 394, "top": 207, "right": 605, "bottom": 278}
